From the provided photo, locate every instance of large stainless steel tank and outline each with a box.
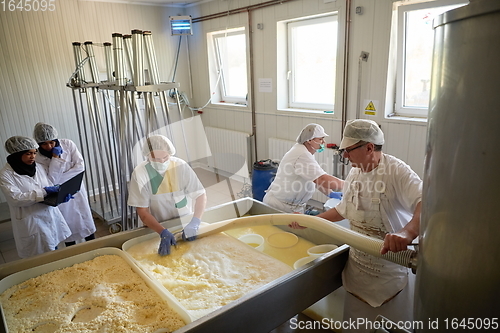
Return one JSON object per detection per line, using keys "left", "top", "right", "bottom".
{"left": 416, "top": 0, "right": 500, "bottom": 330}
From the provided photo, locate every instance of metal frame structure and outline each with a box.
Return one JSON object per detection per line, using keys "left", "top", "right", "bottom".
{"left": 67, "top": 31, "right": 185, "bottom": 233}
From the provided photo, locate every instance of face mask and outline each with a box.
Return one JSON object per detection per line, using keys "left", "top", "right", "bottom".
{"left": 150, "top": 159, "right": 170, "bottom": 173}
{"left": 316, "top": 144, "right": 325, "bottom": 153}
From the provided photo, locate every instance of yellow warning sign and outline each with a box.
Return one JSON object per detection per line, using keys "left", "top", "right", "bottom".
{"left": 364, "top": 101, "right": 376, "bottom": 115}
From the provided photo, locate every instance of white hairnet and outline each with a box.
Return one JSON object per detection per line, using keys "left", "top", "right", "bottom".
{"left": 296, "top": 124, "right": 329, "bottom": 144}
{"left": 142, "top": 135, "right": 176, "bottom": 156}
{"left": 339, "top": 119, "right": 384, "bottom": 149}
{"left": 5, "top": 136, "right": 39, "bottom": 155}
{"left": 33, "top": 122, "right": 58, "bottom": 143}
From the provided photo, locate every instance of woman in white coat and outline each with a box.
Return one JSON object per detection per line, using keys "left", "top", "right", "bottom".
{"left": 0, "top": 136, "right": 71, "bottom": 258}
{"left": 263, "top": 123, "right": 344, "bottom": 213}
{"left": 33, "top": 122, "right": 96, "bottom": 247}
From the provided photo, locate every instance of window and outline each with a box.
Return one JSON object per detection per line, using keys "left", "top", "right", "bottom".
{"left": 394, "top": 0, "right": 468, "bottom": 117}
{"left": 207, "top": 28, "right": 248, "bottom": 105}
{"left": 277, "top": 13, "right": 340, "bottom": 114}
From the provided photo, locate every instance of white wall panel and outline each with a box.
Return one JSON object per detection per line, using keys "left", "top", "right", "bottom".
{"left": 188, "top": 0, "right": 427, "bottom": 183}
{"left": 0, "top": 0, "right": 190, "bottom": 202}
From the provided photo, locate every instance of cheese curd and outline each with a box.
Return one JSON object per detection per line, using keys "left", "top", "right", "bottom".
{"left": 0, "top": 255, "right": 185, "bottom": 333}
{"left": 127, "top": 233, "right": 293, "bottom": 319}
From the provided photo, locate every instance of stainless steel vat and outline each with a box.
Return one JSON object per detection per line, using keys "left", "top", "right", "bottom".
{"left": 417, "top": 0, "right": 500, "bottom": 329}
{"left": 0, "top": 198, "right": 348, "bottom": 332}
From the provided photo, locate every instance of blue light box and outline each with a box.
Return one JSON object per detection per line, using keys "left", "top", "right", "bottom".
{"left": 170, "top": 16, "right": 193, "bottom": 36}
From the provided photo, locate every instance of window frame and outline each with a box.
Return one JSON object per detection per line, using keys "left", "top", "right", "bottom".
{"left": 207, "top": 27, "right": 249, "bottom": 106}
{"left": 394, "top": 0, "right": 468, "bottom": 118}
{"left": 287, "top": 14, "right": 338, "bottom": 111}
{"left": 277, "top": 12, "right": 343, "bottom": 116}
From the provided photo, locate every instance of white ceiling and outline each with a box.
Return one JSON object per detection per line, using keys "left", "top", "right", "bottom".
{"left": 82, "top": 0, "right": 209, "bottom": 8}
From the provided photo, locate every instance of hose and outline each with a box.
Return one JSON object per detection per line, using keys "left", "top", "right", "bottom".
{"left": 185, "top": 214, "right": 417, "bottom": 271}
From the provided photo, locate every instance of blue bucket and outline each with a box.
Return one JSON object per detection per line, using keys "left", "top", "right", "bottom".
{"left": 252, "top": 159, "right": 278, "bottom": 202}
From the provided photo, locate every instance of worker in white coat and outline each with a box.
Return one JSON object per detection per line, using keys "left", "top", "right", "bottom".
{"left": 33, "top": 122, "right": 96, "bottom": 247}
{"left": 128, "top": 135, "right": 207, "bottom": 256}
{"left": 292, "top": 119, "right": 422, "bottom": 332}
{"left": 0, "top": 136, "right": 71, "bottom": 258}
{"left": 263, "top": 123, "right": 344, "bottom": 213}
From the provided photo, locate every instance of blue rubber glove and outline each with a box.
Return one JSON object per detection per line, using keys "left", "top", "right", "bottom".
{"left": 158, "top": 229, "right": 176, "bottom": 256}
{"left": 52, "top": 146, "right": 63, "bottom": 157}
{"left": 328, "top": 191, "right": 343, "bottom": 200}
{"left": 44, "top": 185, "right": 60, "bottom": 195}
{"left": 63, "top": 194, "right": 74, "bottom": 203}
{"left": 182, "top": 217, "right": 201, "bottom": 241}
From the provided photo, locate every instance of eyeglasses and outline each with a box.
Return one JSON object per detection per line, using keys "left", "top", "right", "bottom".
{"left": 338, "top": 143, "right": 368, "bottom": 165}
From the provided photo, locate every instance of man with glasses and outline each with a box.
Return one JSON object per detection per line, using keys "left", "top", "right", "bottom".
{"left": 292, "top": 119, "right": 422, "bottom": 332}
{"left": 263, "top": 123, "right": 344, "bottom": 213}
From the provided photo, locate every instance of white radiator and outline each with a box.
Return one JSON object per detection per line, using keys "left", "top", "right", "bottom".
{"left": 268, "top": 138, "right": 341, "bottom": 204}
{"left": 205, "top": 127, "right": 251, "bottom": 180}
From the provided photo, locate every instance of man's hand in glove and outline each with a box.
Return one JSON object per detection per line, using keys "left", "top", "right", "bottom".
{"left": 182, "top": 217, "right": 201, "bottom": 241}
{"left": 158, "top": 229, "right": 176, "bottom": 256}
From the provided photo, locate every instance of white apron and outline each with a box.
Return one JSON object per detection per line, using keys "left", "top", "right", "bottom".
{"left": 342, "top": 172, "right": 408, "bottom": 308}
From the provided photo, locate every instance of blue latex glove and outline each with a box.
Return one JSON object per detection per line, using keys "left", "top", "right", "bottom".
{"left": 182, "top": 217, "right": 201, "bottom": 241}
{"left": 44, "top": 185, "right": 60, "bottom": 195}
{"left": 63, "top": 194, "right": 74, "bottom": 203}
{"left": 328, "top": 191, "right": 343, "bottom": 200}
{"left": 52, "top": 146, "right": 63, "bottom": 157}
{"left": 158, "top": 229, "right": 176, "bottom": 256}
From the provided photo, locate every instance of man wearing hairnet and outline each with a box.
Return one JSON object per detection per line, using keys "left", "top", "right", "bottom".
{"left": 263, "top": 123, "right": 344, "bottom": 213}
{"left": 292, "top": 119, "right": 422, "bottom": 331}
{"left": 0, "top": 136, "right": 71, "bottom": 258}
{"left": 33, "top": 122, "right": 96, "bottom": 247}
{"left": 128, "top": 135, "right": 207, "bottom": 256}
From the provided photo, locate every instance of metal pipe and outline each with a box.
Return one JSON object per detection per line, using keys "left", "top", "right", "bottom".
{"left": 123, "top": 34, "right": 134, "bottom": 83}
{"left": 83, "top": 42, "right": 99, "bottom": 83}
{"left": 132, "top": 29, "right": 145, "bottom": 86}
{"left": 112, "top": 33, "right": 126, "bottom": 87}
{"left": 341, "top": 0, "right": 352, "bottom": 178}
{"left": 143, "top": 31, "right": 160, "bottom": 85}
{"left": 71, "top": 88, "right": 91, "bottom": 201}
{"left": 247, "top": 9, "right": 258, "bottom": 161}
{"left": 192, "top": 0, "right": 297, "bottom": 23}
{"left": 71, "top": 42, "right": 86, "bottom": 86}
{"left": 103, "top": 42, "right": 114, "bottom": 83}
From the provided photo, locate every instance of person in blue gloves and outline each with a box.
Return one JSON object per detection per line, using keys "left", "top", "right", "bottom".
{"left": 0, "top": 136, "right": 71, "bottom": 258}
{"left": 128, "top": 135, "right": 207, "bottom": 255}
{"left": 33, "top": 122, "right": 96, "bottom": 247}
{"left": 263, "top": 123, "right": 344, "bottom": 213}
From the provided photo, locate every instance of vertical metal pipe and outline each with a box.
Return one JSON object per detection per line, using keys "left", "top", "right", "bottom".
{"left": 71, "top": 88, "right": 91, "bottom": 201}
{"left": 84, "top": 42, "right": 100, "bottom": 83}
{"left": 132, "top": 29, "right": 145, "bottom": 86}
{"left": 143, "top": 31, "right": 160, "bottom": 85}
{"left": 72, "top": 42, "right": 86, "bottom": 86}
{"left": 247, "top": 10, "right": 257, "bottom": 161}
{"left": 112, "top": 33, "right": 126, "bottom": 87}
{"left": 123, "top": 35, "right": 134, "bottom": 83}
{"left": 103, "top": 42, "right": 114, "bottom": 84}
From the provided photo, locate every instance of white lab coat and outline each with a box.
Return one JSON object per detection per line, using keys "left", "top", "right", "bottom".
{"left": 0, "top": 163, "right": 71, "bottom": 258}
{"left": 35, "top": 139, "right": 96, "bottom": 242}
{"left": 263, "top": 143, "right": 326, "bottom": 213}
{"left": 128, "top": 157, "right": 205, "bottom": 223}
